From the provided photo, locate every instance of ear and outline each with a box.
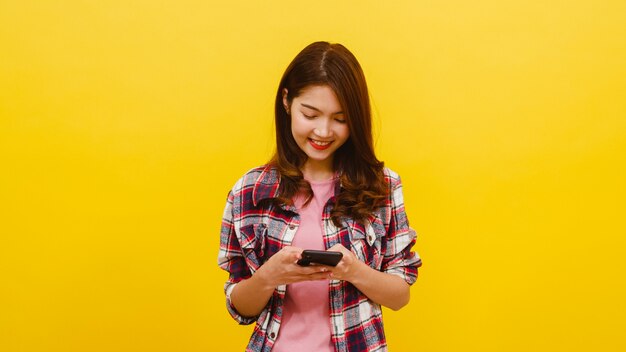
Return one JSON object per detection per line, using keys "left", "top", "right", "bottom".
{"left": 282, "top": 88, "right": 290, "bottom": 114}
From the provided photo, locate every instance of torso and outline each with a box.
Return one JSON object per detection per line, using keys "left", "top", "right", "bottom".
{"left": 272, "top": 178, "right": 336, "bottom": 352}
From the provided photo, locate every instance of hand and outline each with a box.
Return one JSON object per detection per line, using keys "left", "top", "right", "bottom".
{"left": 326, "top": 243, "right": 367, "bottom": 282}
{"left": 256, "top": 246, "right": 331, "bottom": 289}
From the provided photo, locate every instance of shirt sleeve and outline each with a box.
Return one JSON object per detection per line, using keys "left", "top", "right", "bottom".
{"left": 217, "top": 189, "right": 257, "bottom": 325}
{"left": 381, "top": 175, "right": 422, "bottom": 285}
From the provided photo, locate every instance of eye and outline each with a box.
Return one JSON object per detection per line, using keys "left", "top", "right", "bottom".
{"left": 303, "top": 113, "right": 315, "bottom": 119}
{"left": 335, "top": 118, "right": 346, "bottom": 123}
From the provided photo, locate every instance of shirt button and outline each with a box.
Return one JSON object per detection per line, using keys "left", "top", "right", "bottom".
{"left": 270, "top": 332, "right": 276, "bottom": 339}
{"left": 289, "top": 225, "right": 295, "bottom": 230}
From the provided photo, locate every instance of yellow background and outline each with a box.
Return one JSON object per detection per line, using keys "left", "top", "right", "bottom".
{"left": 1, "top": 1, "right": 625, "bottom": 351}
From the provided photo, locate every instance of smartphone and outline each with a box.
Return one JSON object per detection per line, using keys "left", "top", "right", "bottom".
{"left": 297, "top": 250, "right": 343, "bottom": 267}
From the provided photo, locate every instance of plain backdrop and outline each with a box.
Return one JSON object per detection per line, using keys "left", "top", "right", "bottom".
{"left": 1, "top": 1, "right": 625, "bottom": 351}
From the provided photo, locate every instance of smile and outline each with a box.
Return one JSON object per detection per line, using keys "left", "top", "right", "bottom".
{"left": 308, "top": 138, "right": 333, "bottom": 150}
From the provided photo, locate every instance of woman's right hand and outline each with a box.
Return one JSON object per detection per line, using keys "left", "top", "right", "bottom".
{"left": 231, "top": 246, "right": 332, "bottom": 318}
{"left": 255, "top": 246, "right": 332, "bottom": 289}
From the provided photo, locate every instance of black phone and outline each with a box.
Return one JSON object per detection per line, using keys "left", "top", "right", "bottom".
{"left": 297, "top": 250, "right": 343, "bottom": 267}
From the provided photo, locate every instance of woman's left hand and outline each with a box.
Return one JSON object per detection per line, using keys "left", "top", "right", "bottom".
{"left": 326, "top": 243, "right": 411, "bottom": 310}
{"left": 326, "top": 243, "right": 367, "bottom": 283}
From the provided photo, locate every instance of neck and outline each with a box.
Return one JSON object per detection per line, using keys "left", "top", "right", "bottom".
{"left": 301, "top": 158, "right": 334, "bottom": 182}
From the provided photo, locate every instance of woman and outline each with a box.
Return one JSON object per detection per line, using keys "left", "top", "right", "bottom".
{"left": 218, "top": 41, "right": 421, "bottom": 352}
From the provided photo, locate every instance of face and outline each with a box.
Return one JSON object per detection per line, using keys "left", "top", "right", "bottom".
{"left": 284, "top": 85, "right": 350, "bottom": 171}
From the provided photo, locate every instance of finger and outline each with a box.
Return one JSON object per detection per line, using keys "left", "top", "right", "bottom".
{"left": 297, "top": 265, "right": 330, "bottom": 275}
{"left": 284, "top": 270, "right": 328, "bottom": 283}
{"left": 280, "top": 250, "right": 302, "bottom": 263}
{"left": 312, "top": 265, "right": 333, "bottom": 272}
{"left": 327, "top": 243, "right": 340, "bottom": 251}
{"left": 281, "top": 246, "right": 300, "bottom": 254}
{"left": 289, "top": 247, "right": 304, "bottom": 261}
{"left": 305, "top": 272, "right": 333, "bottom": 281}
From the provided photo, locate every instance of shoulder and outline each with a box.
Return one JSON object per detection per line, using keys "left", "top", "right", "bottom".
{"left": 382, "top": 167, "right": 403, "bottom": 190}
{"left": 230, "top": 165, "right": 274, "bottom": 191}
{"left": 229, "top": 165, "right": 281, "bottom": 206}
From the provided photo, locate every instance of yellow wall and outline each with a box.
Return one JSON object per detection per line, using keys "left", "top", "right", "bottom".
{"left": 1, "top": 1, "right": 625, "bottom": 351}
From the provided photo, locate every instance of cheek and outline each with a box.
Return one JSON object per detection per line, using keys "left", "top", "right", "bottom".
{"left": 337, "top": 125, "right": 350, "bottom": 141}
{"left": 291, "top": 116, "right": 311, "bottom": 138}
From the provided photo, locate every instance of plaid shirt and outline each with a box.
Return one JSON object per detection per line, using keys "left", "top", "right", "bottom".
{"left": 218, "top": 165, "right": 421, "bottom": 352}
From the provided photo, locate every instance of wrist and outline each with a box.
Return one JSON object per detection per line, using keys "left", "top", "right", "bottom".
{"left": 253, "top": 265, "right": 278, "bottom": 292}
{"left": 347, "top": 259, "right": 370, "bottom": 286}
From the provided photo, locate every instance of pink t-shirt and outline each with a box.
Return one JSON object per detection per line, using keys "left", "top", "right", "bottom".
{"left": 272, "top": 178, "right": 336, "bottom": 352}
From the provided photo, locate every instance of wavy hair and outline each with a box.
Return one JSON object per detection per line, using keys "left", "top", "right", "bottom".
{"left": 269, "top": 41, "right": 388, "bottom": 226}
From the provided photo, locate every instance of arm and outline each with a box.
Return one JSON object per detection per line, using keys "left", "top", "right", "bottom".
{"left": 326, "top": 244, "right": 410, "bottom": 310}
{"left": 230, "top": 247, "right": 331, "bottom": 318}
{"left": 326, "top": 173, "right": 421, "bottom": 311}
{"left": 219, "top": 184, "right": 332, "bottom": 321}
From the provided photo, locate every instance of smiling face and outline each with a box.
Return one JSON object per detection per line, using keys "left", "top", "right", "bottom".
{"left": 284, "top": 85, "right": 350, "bottom": 176}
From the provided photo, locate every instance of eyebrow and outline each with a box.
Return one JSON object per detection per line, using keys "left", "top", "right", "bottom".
{"left": 301, "top": 103, "right": 344, "bottom": 115}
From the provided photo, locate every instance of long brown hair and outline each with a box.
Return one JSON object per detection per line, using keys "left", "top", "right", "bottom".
{"left": 270, "top": 41, "right": 388, "bottom": 226}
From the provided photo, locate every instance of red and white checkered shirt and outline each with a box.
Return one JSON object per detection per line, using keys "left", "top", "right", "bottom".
{"left": 218, "top": 165, "right": 421, "bottom": 352}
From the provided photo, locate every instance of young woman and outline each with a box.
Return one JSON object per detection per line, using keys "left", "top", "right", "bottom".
{"left": 218, "top": 41, "right": 421, "bottom": 352}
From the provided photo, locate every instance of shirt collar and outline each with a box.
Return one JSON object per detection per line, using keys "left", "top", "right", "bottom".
{"left": 251, "top": 165, "right": 344, "bottom": 208}
{"left": 252, "top": 165, "right": 281, "bottom": 207}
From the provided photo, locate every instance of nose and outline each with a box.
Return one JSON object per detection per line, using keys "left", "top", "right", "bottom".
{"left": 314, "top": 118, "right": 332, "bottom": 138}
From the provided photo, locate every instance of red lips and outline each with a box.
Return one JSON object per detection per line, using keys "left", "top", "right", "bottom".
{"left": 308, "top": 138, "right": 332, "bottom": 150}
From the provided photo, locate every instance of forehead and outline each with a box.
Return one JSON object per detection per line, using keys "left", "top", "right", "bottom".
{"left": 295, "top": 85, "right": 342, "bottom": 112}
